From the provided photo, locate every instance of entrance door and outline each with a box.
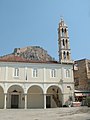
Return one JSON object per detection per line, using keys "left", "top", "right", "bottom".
{"left": 11, "top": 95, "right": 19, "bottom": 108}
{"left": 46, "top": 96, "right": 51, "bottom": 108}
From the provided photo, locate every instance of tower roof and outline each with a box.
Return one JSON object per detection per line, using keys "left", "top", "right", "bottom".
{"left": 59, "top": 18, "right": 67, "bottom": 27}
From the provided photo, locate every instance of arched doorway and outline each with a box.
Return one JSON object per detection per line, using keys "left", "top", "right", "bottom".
{"left": 27, "top": 85, "right": 44, "bottom": 109}
{"left": 46, "top": 85, "right": 62, "bottom": 108}
{"left": 7, "top": 85, "right": 24, "bottom": 109}
{"left": 0, "top": 86, "right": 4, "bottom": 109}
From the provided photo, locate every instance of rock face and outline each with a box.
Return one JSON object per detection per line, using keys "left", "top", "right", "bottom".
{"left": 13, "top": 46, "right": 54, "bottom": 62}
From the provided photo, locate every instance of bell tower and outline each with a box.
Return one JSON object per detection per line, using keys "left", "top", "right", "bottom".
{"left": 58, "top": 18, "right": 73, "bottom": 64}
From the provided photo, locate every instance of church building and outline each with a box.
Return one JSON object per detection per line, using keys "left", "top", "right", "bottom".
{"left": 0, "top": 18, "right": 74, "bottom": 109}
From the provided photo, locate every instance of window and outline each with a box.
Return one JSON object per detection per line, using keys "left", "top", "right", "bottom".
{"left": 65, "top": 28, "right": 67, "bottom": 33}
{"left": 62, "top": 28, "right": 64, "bottom": 33}
{"left": 67, "top": 52, "right": 69, "bottom": 60}
{"left": 62, "top": 28, "right": 64, "bottom": 37}
{"left": 63, "top": 51, "right": 66, "bottom": 59}
{"left": 64, "top": 28, "right": 67, "bottom": 37}
{"left": 32, "top": 68, "right": 38, "bottom": 77}
{"left": 66, "top": 39, "right": 68, "bottom": 48}
{"left": 63, "top": 39, "right": 65, "bottom": 46}
{"left": 51, "top": 69, "right": 56, "bottom": 78}
{"left": 14, "top": 68, "right": 19, "bottom": 77}
{"left": 66, "top": 69, "right": 70, "bottom": 78}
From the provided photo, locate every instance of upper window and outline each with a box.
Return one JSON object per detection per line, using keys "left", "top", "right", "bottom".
{"left": 62, "top": 28, "right": 64, "bottom": 37}
{"left": 14, "top": 68, "right": 19, "bottom": 77}
{"left": 62, "top": 28, "right": 64, "bottom": 33}
{"left": 67, "top": 52, "right": 69, "bottom": 60}
{"left": 63, "top": 39, "right": 65, "bottom": 46}
{"left": 63, "top": 51, "right": 66, "bottom": 59}
{"left": 66, "top": 69, "right": 70, "bottom": 78}
{"left": 32, "top": 68, "right": 38, "bottom": 77}
{"left": 65, "top": 28, "right": 67, "bottom": 33}
{"left": 66, "top": 39, "right": 68, "bottom": 48}
{"left": 51, "top": 69, "right": 56, "bottom": 78}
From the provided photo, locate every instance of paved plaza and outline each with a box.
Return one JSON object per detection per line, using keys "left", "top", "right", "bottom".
{"left": 0, "top": 107, "right": 90, "bottom": 120}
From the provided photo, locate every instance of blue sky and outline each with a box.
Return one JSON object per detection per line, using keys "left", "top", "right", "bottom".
{"left": 0, "top": 0, "right": 90, "bottom": 61}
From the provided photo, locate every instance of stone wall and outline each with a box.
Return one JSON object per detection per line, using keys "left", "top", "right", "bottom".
{"left": 74, "top": 59, "right": 89, "bottom": 90}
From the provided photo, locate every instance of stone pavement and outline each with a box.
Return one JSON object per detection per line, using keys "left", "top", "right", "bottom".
{"left": 0, "top": 107, "right": 90, "bottom": 120}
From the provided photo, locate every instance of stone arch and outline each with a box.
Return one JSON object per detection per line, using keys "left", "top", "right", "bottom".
{"left": 46, "top": 85, "right": 62, "bottom": 108}
{"left": 27, "top": 85, "right": 44, "bottom": 109}
{"left": 0, "top": 86, "right": 4, "bottom": 109}
{"left": 7, "top": 85, "right": 24, "bottom": 92}
{"left": 7, "top": 85, "right": 24, "bottom": 109}
{"left": 7, "top": 83, "right": 24, "bottom": 92}
{"left": 26, "top": 84, "right": 44, "bottom": 93}
{"left": 45, "top": 84, "right": 63, "bottom": 93}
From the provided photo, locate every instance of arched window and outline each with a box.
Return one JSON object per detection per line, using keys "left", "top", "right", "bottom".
{"left": 67, "top": 52, "right": 69, "bottom": 60}
{"left": 14, "top": 68, "right": 19, "bottom": 77}
{"left": 66, "top": 39, "right": 67, "bottom": 43}
{"left": 62, "top": 28, "right": 64, "bottom": 37}
{"left": 32, "top": 68, "right": 38, "bottom": 77}
{"left": 63, "top": 39, "right": 65, "bottom": 46}
{"left": 65, "top": 28, "right": 67, "bottom": 33}
{"left": 51, "top": 69, "right": 56, "bottom": 77}
{"left": 65, "top": 28, "right": 67, "bottom": 37}
{"left": 62, "top": 28, "right": 64, "bottom": 32}
{"left": 63, "top": 51, "right": 66, "bottom": 59}
{"left": 66, "top": 69, "right": 70, "bottom": 78}
{"left": 66, "top": 39, "right": 68, "bottom": 48}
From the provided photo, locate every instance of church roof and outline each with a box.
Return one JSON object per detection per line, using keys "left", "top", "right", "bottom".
{"left": 0, "top": 54, "right": 58, "bottom": 64}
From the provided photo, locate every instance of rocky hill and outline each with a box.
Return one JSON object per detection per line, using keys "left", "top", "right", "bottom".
{"left": 6, "top": 46, "right": 55, "bottom": 62}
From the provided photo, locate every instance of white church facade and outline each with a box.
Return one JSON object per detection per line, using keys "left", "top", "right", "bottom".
{"left": 0, "top": 19, "right": 74, "bottom": 109}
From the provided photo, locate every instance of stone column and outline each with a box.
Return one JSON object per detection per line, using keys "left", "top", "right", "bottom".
{"left": 44, "top": 94, "right": 46, "bottom": 109}
{"left": 24, "top": 94, "right": 27, "bottom": 109}
{"left": 4, "top": 93, "right": 7, "bottom": 109}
